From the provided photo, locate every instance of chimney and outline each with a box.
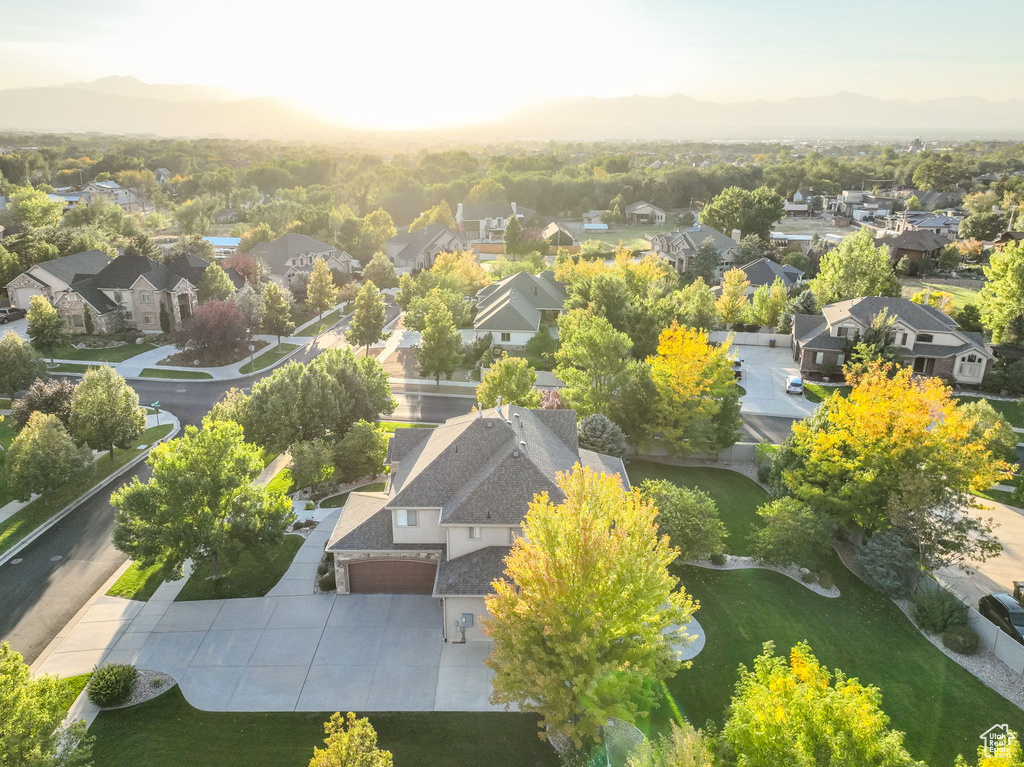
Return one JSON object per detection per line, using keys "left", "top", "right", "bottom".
{"left": 456, "top": 203, "right": 463, "bottom": 220}
{"left": 495, "top": 395, "right": 502, "bottom": 417}
{"left": 510, "top": 202, "right": 517, "bottom": 217}
{"left": 731, "top": 229, "right": 742, "bottom": 243}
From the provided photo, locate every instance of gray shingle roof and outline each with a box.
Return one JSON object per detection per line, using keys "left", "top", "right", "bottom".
{"left": 434, "top": 546, "right": 511, "bottom": 596}
{"left": 385, "top": 224, "right": 463, "bottom": 265}
{"left": 29, "top": 249, "right": 112, "bottom": 286}
{"left": 625, "top": 200, "right": 664, "bottom": 215}
{"left": 878, "top": 230, "right": 950, "bottom": 253}
{"left": 388, "top": 427, "right": 433, "bottom": 464}
{"left": 740, "top": 257, "right": 803, "bottom": 288}
{"left": 473, "top": 270, "right": 565, "bottom": 333}
{"left": 250, "top": 234, "right": 335, "bottom": 277}
{"left": 326, "top": 492, "right": 445, "bottom": 552}
{"left": 821, "top": 296, "right": 958, "bottom": 333}
{"left": 793, "top": 314, "right": 827, "bottom": 344}
{"left": 65, "top": 278, "right": 118, "bottom": 314}
{"left": 88, "top": 255, "right": 184, "bottom": 291}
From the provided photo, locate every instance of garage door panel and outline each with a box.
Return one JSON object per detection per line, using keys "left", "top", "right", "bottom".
{"left": 14, "top": 287, "right": 43, "bottom": 310}
{"left": 348, "top": 560, "right": 436, "bottom": 594}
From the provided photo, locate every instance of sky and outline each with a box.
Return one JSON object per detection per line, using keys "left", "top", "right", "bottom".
{"left": 2, "top": 0, "right": 1023, "bottom": 130}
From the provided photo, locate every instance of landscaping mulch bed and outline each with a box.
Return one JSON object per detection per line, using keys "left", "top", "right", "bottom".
{"left": 689, "top": 554, "right": 840, "bottom": 598}
{"left": 100, "top": 669, "right": 176, "bottom": 710}
{"left": 157, "top": 339, "right": 268, "bottom": 368}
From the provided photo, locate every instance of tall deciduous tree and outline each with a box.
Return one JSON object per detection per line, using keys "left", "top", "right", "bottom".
{"left": 723, "top": 642, "right": 923, "bottom": 767}
{"left": 175, "top": 299, "right": 246, "bottom": 364}
{"left": 11, "top": 377, "right": 76, "bottom": 430}
{"left": 650, "top": 322, "right": 742, "bottom": 455}
{"left": 475, "top": 352, "right": 541, "bottom": 408}
{"left": 0, "top": 642, "right": 93, "bottom": 767}
{"left": 676, "top": 277, "right": 720, "bottom": 330}
{"left": 69, "top": 365, "right": 146, "bottom": 460}
{"left": 809, "top": 229, "right": 900, "bottom": 306}
{"left": 699, "top": 186, "right": 784, "bottom": 242}
{"left": 26, "top": 294, "right": 69, "bottom": 363}
{"left": 748, "top": 277, "right": 789, "bottom": 329}
{"left": 485, "top": 465, "right": 696, "bottom": 749}
{"left": 3, "top": 412, "right": 92, "bottom": 502}
{"left": 0, "top": 330, "right": 47, "bottom": 396}
{"left": 261, "top": 281, "right": 295, "bottom": 347}
{"left": 197, "top": 263, "right": 237, "bottom": 303}
{"left": 465, "top": 178, "right": 507, "bottom": 205}
{"left": 716, "top": 268, "right": 750, "bottom": 326}
{"left": 640, "top": 479, "right": 727, "bottom": 561}
{"left": 554, "top": 309, "right": 633, "bottom": 418}
{"left": 346, "top": 280, "right": 386, "bottom": 354}
{"left": 333, "top": 420, "right": 389, "bottom": 482}
{"left": 309, "top": 712, "right": 393, "bottom": 767}
{"left": 417, "top": 295, "right": 463, "bottom": 386}
{"left": 111, "top": 418, "right": 294, "bottom": 580}
{"left": 408, "top": 200, "right": 456, "bottom": 232}
{"left": 980, "top": 240, "right": 1024, "bottom": 346}
{"left": 361, "top": 252, "right": 399, "bottom": 289}
{"left": 306, "top": 257, "right": 338, "bottom": 320}
{"left": 7, "top": 185, "right": 64, "bottom": 229}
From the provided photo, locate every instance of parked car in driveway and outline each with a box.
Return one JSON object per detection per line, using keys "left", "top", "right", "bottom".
{"left": 979, "top": 593, "right": 1024, "bottom": 645}
{"left": 0, "top": 307, "right": 25, "bottom": 323}
{"left": 785, "top": 375, "right": 804, "bottom": 395}
{"left": 732, "top": 359, "right": 742, "bottom": 380}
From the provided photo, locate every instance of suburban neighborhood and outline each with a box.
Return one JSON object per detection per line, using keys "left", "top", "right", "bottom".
{"left": 3, "top": 5, "right": 1024, "bottom": 765}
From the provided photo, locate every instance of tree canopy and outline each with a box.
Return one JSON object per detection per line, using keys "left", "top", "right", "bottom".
{"left": 810, "top": 229, "right": 900, "bottom": 306}
{"left": 699, "top": 185, "right": 784, "bottom": 241}
{"left": 68, "top": 365, "right": 146, "bottom": 459}
{"left": 475, "top": 352, "right": 541, "bottom": 408}
{"left": 980, "top": 240, "right": 1024, "bottom": 346}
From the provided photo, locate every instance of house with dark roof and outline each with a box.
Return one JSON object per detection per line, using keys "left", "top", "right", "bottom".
{"left": 326, "top": 404, "right": 628, "bottom": 641}
{"left": 473, "top": 270, "right": 566, "bottom": 346}
{"left": 651, "top": 224, "right": 742, "bottom": 278}
{"left": 712, "top": 257, "right": 803, "bottom": 300}
{"left": 383, "top": 224, "right": 467, "bottom": 275}
{"left": 5, "top": 249, "right": 113, "bottom": 310}
{"left": 455, "top": 202, "right": 540, "bottom": 242}
{"left": 992, "top": 231, "right": 1024, "bottom": 250}
{"left": 52, "top": 255, "right": 203, "bottom": 334}
{"left": 876, "top": 230, "right": 950, "bottom": 269}
{"left": 249, "top": 234, "right": 355, "bottom": 289}
{"left": 792, "top": 296, "right": 992, "bottom": 384}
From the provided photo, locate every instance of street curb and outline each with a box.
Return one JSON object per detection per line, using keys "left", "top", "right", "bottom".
{"left": 0, "top": 413, "right": 181, "bottom": 568}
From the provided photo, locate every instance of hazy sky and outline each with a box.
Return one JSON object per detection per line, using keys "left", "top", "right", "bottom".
{"left": 2, "top": 0, "right": 1023, "bottom": 129}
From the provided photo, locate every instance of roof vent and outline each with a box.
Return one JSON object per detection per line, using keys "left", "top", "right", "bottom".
{"left": 519, "top": 440, "right": 526, "bottom": 448}
{"left": 486, "top": 421, "right": 494, "bottom": 428}
{"left": 512, "top": 450, "right": 520, "bottom": 458}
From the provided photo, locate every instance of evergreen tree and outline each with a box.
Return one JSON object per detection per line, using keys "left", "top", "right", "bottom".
{"left": 83, "top": 305, "right": 94, "bottom": 335}
{"left": 684, "top": 239, "right": 720, "bottom": 284}
{"left": 417, "top": 295, "right": 463, "bottom": 385}
{"left": 577, "top": 413, "right": 628, "bottom": 458}
{"left": 503, "top": 212, "right": 524, "bottom": 256}
{"left": 346, "top": 280, "right": 386, "bottom": 354}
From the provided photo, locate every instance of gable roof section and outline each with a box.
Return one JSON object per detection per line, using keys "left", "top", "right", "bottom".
{"left": 434, "top": 546, "right": 511, "bottom": 596}
{"left": 879, "top": 230, "right": 950, "bottom": 252}
{"left": 87, "top": 255, "right": 187, "bottom": 292}
{"left": 28, "top": 249, "right": 112, "bottom": 286}
{"left": 822, "top": 296, "right": 958, "bottom": 333}
{"left": 740, "top": 257, "right": 803, "bottom": 288}
{"left": 61, "top": 278, "right": 118, "bottom": 314}
{"left": 167, "top": 253, "right": 244, "bottom": 289}
{"left": 386, "top": 224, "right": 462, "bottom": 264}
{"left": 325, "top": 491, "right": 444, "bottom": 552}
{"left": 474, "top": 270, "right": 566, "bottom": 332}
{"left": 249, "top": 233, "right": 335, "bottom": 276}
{"left": 625, "top": 200, "right": 664, "bottom": 214}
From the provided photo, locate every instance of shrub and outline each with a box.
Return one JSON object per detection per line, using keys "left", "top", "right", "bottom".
{"left": 292, "top": 519, "right": 305, "bottom": 531}
{"left": 319, "top": 571, "right": 337, "bottom": 592}
{"left": 578, "top": 413, "right": 628, "bottom": 459}
{"left": 317, "top": 558, "right": 331, "bottom": 576}
{"left": 305, "top": 501, "right": 315, "bottom": 511}
{"left": 87, "top": 662, "right": 138, "bottom": 706}
{"left": 912, "top": 587, "right": 968, "bottom": 634}
{"left": 942, "top": 624, "right": 980, "bottom": 655}
{"left": 641, "top": 480, "right": 727, "bottom": 561}
{"left": 818, "top": 571, "right": 834, "bottom": 590}
{"left": 858, "top": 528, "right": 915, "bottom": 598}
{"left": 709, "top": 553, "right": 728, "bottom": 566}
{"left": 750, "top": 498, "right": 831, "bottom": 568}
{"left": 800, "top": 570, "right": 817, "bottom": 584}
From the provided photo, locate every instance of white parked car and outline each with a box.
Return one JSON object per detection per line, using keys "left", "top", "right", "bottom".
{"left": 785, "top": 376, "right": 804, "bottom": 395}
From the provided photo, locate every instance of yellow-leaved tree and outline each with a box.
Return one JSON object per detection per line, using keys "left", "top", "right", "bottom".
{"left": 484, "top": 465, "right": 696, "bottom": 750}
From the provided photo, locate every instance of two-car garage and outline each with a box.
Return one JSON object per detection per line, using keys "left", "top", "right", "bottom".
{"left": 346, "top": 559, "right": 437, "bottom": 595}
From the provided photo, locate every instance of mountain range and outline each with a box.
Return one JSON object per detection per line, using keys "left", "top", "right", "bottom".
{"left": 2, "top": 77, "right": 1024, "bottom": 141}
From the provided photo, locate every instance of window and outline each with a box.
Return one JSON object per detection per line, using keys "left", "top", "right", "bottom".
{"left": 836, "top": 325, "right": 851, "bottom": 338}
{"left": 814, "top": 352, "right": 825, "bottom": 365}
{"left": 70, "top": 314, "right": 84, "bottom": 328}
{"left": 469, "top": 527, "right": 481, "bottom": 540}
{"left": 957, "top": 354, "right": 983, "bottom": 378}
{"left": 144, "top": 314, "right": 154, "bottom": 325}
{"left": 917, "top": 334, "right": 933, "bottom": 343}
{"left": 500, "top": 332, "right": 511, "bottom": 342}
{"left": 395, "top": 509, "right": 417, "bottom": 527}
{"left": 836, "top": 353, "right": 845, "bottom": 366}
{"left": 899, "top": 332, "right": 908, "bottom": 346}
{"left": 140, "top": 293, "right": 151, "bottom": 303}
{"left": 113, "top": 291, "right": 123, "bottom": 304}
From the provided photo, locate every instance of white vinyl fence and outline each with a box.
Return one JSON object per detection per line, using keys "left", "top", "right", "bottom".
{"left": 708, "top": 331, "right": 791, "bottom": 347}
{"left": 970, "top": 609, "right": 1024, "bottom": 674}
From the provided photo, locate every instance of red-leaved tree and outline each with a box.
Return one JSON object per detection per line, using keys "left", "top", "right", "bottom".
{"left": 175, "top": 299, "right": 247, "bottom": 365}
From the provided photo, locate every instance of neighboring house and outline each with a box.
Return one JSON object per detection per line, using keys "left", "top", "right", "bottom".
{"left": 876, "top": 230, "right": 950, "bottom": 269}
{"left": 540, "top": 221, "right": 577, "bottom": 247}
{"left": 784, "top": 201, "right": 810, "bottom": 216}
{"left": 791, "top": 296, "right": 993, "bottom": 384}
{"left": 582, "top": 210, "right": 609, "bottom": 231}
{"left": 82, "top": 180, "right": 144, "bottom": 213}
{"left": 898, "top": 189, "right": 961, "bottom": 210}
{"left": 154, "top": 168, "right": 173, "bottom": 185}
{"left": 992, "top": 231, "right": 1024, "bottom": 250}
{"left": 624, "top": 201, "right": 666, "bottom": 225}
{"left": 250, "top": 233, "right": 355, "bottom": 288}
{"left": 203, "top": 236, "right": 242, "bottom": 258}
{"left": 325, "top": 404, "right": 628, "bottom": 641}
{"left": 888, "top": 210, "right": 961, "bottom": 238}
{"left": 714, "top": 257, "right": 803, "bottom": 299}
{"left": 827, "top": 191, "right": 895, "bottom": 221}
{"left": 384, "top": 224, "right": 467, "bottom": 275}
{"left": 52, "top": 255, "right": 201, "bottom": 334}
{"left": 455, "top": 202, "right": 539, "bottom": 241}
{"left": 651, "top": 224, "right": 742, "bottom": 278}
{"left": 5, "top": 249, "right": 112, "bottom": 309}
{"left": 472, "top": 270, "right": 566, "bottom": 346}
{"left": 166, "top": 253, "right": 244, "bottom": 292}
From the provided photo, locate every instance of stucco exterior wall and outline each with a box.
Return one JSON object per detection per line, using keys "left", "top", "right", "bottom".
{"left": 391, "top": 508, "right": 445, "bottom": 544}
{"left": 446, "top": 525, "right": 515, "bottom": 560}
{"left": 442, "top": 596, "right": 491, "bottom": 642}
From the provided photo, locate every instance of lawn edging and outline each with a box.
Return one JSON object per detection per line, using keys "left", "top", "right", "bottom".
{"left": 688, "top": 554, "right": 840, "bottom": 598}
{"left": 0, "top": 413, "right": 181, "bottom": 567}
{"left": 129, "top": 333, "right": 318, "bottom": 383}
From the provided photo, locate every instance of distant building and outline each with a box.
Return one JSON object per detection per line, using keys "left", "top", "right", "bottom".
{"left": 624, "top": 201, "right": 666, "bottom": 225}
{"left": 249, "top": 234, "right": 356, "bottom": 288}
{"left": 384, "top": 225, "right": 467, "bottom": 275}
{"left": 582, "top": 210, "right": 608, "bottom": 231}
{"left": 472, "top": 270, "right": 566, "bottom": 347}
{"left": 82, "top": 180, "right": 144, "bottom": 213}
{"left": 651, "top": 224, "right": 742, "bottom": 278}
{"left": 203, "top": 236, "right": 242, "bottom": 258}
{"left": 876, "top": 230, "right": 950, "bottom": 269}
{"left": 455, "top": 202, "right": 540, "bottom": 242}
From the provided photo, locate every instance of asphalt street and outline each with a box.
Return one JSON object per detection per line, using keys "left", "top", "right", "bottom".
{"left": 0, "top": 300, "right": 797, "bottom": 663}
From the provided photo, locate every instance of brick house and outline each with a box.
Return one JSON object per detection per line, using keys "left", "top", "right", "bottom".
{"left": 792, "top": 296, "right": 993, "bottom": 384}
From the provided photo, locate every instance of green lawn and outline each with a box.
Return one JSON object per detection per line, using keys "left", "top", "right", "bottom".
{"left": 51, "top": 363, "right": 97, "bottom": 374}
{"left": 57, "top": 673, "right": 91, "bottom": 713}
{"left": 139, "top": 368, "right": 214, "bottom": 380}
{"left": 584, "top": 223, "right": 677, "bottom": 250}
{"left": 107, "top": 560, "right": 168, "bottom": 602}
{"left": 290, "top": 306, "right": 315, "bottom": 326}
{"left": 0, "top": 415, "right": 15, "bottom": 450}
{"left": 321, "top": 481, "right": 387, "bottom": 508}
{"left": 956, "top": 395, "right": 1024, "bottom": 429}
{"left": 90, "top": 687, "right": 556, "bottom": 767}
{"left": 239, "top": 343, "right": 300, "bottom": 374}
{"left": 803, "top": 383, "right": 852, "bottom": 403}
{"left": 900, "top": 279, "right": 983, "bottom": 309}
{"left": 0, "top": 424, "right": 173, "bottom": 554}
{"left": 53, "top": 343, "right": 156, "bottom": 362}
{"left": 265, "top": 467, "right": 294, "bottom": 496}
{"left": 624, "top": 463, "right": 1024, "bottom": 765}
{"left": 0, "top": 397, "right": 11, "bottom": 408}
{"left": 174, "top": 535, "right": 303, "bottom": 601}
{"left": 293, "top": 310, "right": 340, "bottom": 337}
{"left": 626, "top": 461, "right": 766, "bottom": 554}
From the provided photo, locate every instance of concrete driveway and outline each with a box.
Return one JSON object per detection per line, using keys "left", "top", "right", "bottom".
{"left": 0, "top": 316, "right": 29, "bottom": 341}
{"left": 938, "top": 497, "right": 1024, "bottom": 608}
{"left": 734, "top": 345, "right": 819, "bottom": 419}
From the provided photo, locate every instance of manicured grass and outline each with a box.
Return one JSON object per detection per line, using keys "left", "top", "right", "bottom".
{"left": 0, "top": 397, "right": 11, "bottom": 408}
{"left": 956, "top": 395, "right": 1024, "bottom": 429}
{"left": 900, "top": 279, "right": 983, "bottom": 309}
{"left": 584, "top": 223, "right": 677, "bottom": 250}
{"left": 90, "top": 686, "right": 556, "bottom": 767}
{"left": 265, "top": 467, "right": 294, "bottom": 496}
{"left": 56, "top": 673, "right": 91, "bottom": 714}
{"left": 174, "top": 535, "right": 304, "bottom": 601}
{"left": 106, "top": 560, "right": 167, "bottom": 602}
{"left": 290, "top": 306, "right": 315, "bottom": 326}
{"left": 293, "top": 310, "right": 340, "bottom": 336}
{"left": 378, "top": 421, "right": 439, "bottom": 434}
{"left": 0, "top": 424, "right": 173, "bottom": 554}
{"left": 53, "top": 343, "right": 156, "bottom": 362}
{"left": 0, "top": 415, "right": 15, "bottom": 450}
{"left": 238, "top": 343, "right": 299, "bottom": 374}
{"left": 803, "top": 382, "right": 852, "bottom": 403}
{"left": 321, "top": 481, "right": 387, "bottom": 508}
{"left": 139, "top": 368, "right": 214, "bottom": 380}
{"left": 51, "top": 363, "right": 97, "bottom": 374}
{"left": 976, "top": 488, "right": 1021, "bottom": 506}
{"left": 625, "top": 461, "right": 766, "bottom": 554}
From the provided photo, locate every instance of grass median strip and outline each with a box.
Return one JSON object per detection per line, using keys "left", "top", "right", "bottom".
{"left": 106, "top": 560, "right": 168, "bottom": 602}
{"left": 0, "top": 424, "right": 173, "bottom": 555}
{"left": 139, "top": 369, "right": 214, "bottom": 380}
{"left": 238, "top": 343, "right": 299, "bottom": 374}
{"left": 52, "top": 343, "right": 156, "bottom": 362}
{"left": 293, "top": 311, "right": 340, "bottom": 337}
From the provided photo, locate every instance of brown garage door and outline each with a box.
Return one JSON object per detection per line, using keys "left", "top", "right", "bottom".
{"left": 348, "top": 560, "right": 437, "bottom": 594}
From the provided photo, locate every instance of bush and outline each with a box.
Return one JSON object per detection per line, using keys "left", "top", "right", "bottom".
{"left": 709, "top": 553, "right": 727, "bottom": 566}
{"left": 317, "top": 559, "right": 330, "bottom": 576}
{"left": 800, "top": 569, "right": 817, "bottom": 583}
{"left": 818, "top": 571, "right": 834, "bottom": 590}
{"left": 858, "top": 529, "right": 916, "bottom": 598}
{"left": 942, "top": 624, "right": 981, "bottom": 655}
{"left": 912, "top": 587, "right": 968, "bottom": 634}
{"left": 750, "top": 498, "right": 831, "bottom": 568}
{"left": 756, "top": 462, "right": 771, "bottom": 483}
{"left": 87, "top": 662, "right": 137, "bottom": 706}
{"left": 305, "top": 501, "right": 315, "bottom": 511}
{"left": 641, "top": 480, "right": 728, "bottom": 562}
{"left": 319, "top": 571, "right": 337, "bottom": 592}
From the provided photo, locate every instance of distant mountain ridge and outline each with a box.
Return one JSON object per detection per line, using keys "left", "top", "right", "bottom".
{"left": 2, "top": 77, "right": 1023, "bottom": 141}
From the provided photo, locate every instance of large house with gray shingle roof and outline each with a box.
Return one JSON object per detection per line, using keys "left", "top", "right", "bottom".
{"left": 6, "top": 249, "right": 112, "bottom": 310}
{"left": 651, "top": 224, "right": 742, "bottom": 278}
{"left": 472, "top": 270, "right": 566, "bottom": 347}
{"left": 249, "top": 233, "right": 356, "bottom": 288}
{"left": 384, "top": 224, "right": 467, "bottom": 275}
{"left": 326, "top": 404, "right": 628, "bottom": 641}
{"left": 792, "top": 296, "right": 993, "bottom": 384}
